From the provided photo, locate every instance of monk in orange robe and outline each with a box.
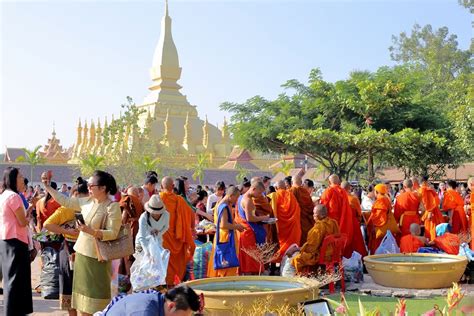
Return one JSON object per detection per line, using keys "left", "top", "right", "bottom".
{"left": 394, "top": 179, "right": 422, "bottom": 236}
{"left": 320, "top": 175, "right": 366, "bottom": 258}
{"left": 367, "top": 184, "right": 399, "bottom": 254}
{"left": 442, "top": 180, "right": 468, "bottom": 234}
{"left": 160, "top": 177, "right": 195, "bottom": 286}
{"left": 292, "top": 204, "right": 339, "bottom": 273}
{"left": 468, "top": 177, "right": 474, "bottom": 250}
{"left": 236, "top": 181, "right": 270, "bottom": 274}
{"left": 289, "top": 175, "right": 315, "bottom": 244}
{"left": 269, "top": 180, "right": 301, "bottom": 259}
{"left": 419, "top": 176, "right": 444, "bottom": 241}
{"left": 342, "top": 181, "right": 368, "bottom": 257}
{"left": 400, "top": 223, "right": 426, "bottom": 253}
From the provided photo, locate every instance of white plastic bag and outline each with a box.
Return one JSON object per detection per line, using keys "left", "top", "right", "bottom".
{"left": 375, "top": 230, "right": 400, "bottom": 255}
{"left": 131, "top": 236, "right": 170, "bottom": 291}
{"left": 342, "top": 251, "right": 363, "bottom": 283}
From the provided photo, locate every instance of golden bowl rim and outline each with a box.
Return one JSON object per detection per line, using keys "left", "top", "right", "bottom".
{"left": 364, "top": 253, "right": 467, "bottom": 266}
{"left": 184, "top": 275, "right": 319, "bottom": 296}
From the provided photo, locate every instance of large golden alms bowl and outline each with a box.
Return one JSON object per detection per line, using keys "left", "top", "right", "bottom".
{"left": 185, "top": 276, "right": 320, "bottom": 315}
{"left": 364, "top": 253, "right": 467, "bottom": 289}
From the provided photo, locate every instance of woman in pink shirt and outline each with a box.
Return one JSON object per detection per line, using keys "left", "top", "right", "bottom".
{"left": 0, "top": 167, "right": 34, "bottom": 315}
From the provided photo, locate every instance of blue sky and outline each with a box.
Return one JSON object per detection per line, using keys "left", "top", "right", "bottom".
{"left": 0, "top": 0, "right": 471, "bottom": 151}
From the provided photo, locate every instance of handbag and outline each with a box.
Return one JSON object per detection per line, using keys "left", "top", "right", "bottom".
{"left": 94, "top": 202, "right": 134, "bottom": 262}
{"left": 213, "top": 204, "right": 240, "bottom": 270}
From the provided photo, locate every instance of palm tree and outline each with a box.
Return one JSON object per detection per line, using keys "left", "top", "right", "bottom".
{"left": 16, "top": 146, "right": 45, "bottom": 182}
{"left": 134, "top": 155, "right": 163, "bottom": 179}
{"left": 191, "top": 153, "right": 209, "bottom": 184}
{"left": 274, "top": 160, "right": 293, "bottom": 176}
{"left": 80, "top": 154, "right": 106, "bottom": 177}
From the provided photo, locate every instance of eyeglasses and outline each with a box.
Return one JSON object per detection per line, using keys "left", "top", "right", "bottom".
{"left": 88, "top": 184, "right": 101, "bottom": 188}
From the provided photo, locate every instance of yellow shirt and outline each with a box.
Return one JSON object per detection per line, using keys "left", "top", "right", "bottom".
{"left": 43, "top": 206, "right": 77, "bottom": 241}
{"left": 48, "top": 190, "right": 121, "bottom": 259}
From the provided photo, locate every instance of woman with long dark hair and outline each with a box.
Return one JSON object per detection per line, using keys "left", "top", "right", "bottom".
{"left": 0, "top": 167, "right": 34, "bottom": 315}
{"left": 42, "top": 170, "right": 121, "bottom": 316}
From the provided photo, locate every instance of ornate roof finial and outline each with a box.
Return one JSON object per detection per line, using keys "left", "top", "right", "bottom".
{"left": 52, "top": 121, "right": 56, "bottom": 137}
{"left": 165, "top": 0, "right": 169, "bottom": 17}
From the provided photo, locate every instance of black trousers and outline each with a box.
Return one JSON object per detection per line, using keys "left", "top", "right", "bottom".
{"left": 0, "top": 239, "right": 33, "bottom": 316}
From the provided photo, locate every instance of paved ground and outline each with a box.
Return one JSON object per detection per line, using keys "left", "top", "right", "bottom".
{"left": 1, "top": 260, "right": 473, "bottom": 315}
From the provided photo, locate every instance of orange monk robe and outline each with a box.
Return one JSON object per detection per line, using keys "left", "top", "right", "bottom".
{"left": 400, "top": 234, "right": 425, "bottom": 253}
{"left": 253, "top": 195, "right": 278, "bottom": 244}
{"left": 345, "top": 192, "right": 368, "bottom": 257}
{"left": 207, "top": 204, "right": 239, "bottom": 277}
{"left": 321, "top": 185, "right": 366, "bottom": 257}
{"left": 269, "top": 189, "right": 301, "bottom": 259}
{"left": 367, "top": 196, "right": 392, "bottom": 255}
{"left": 419, "top": 185, "right": 444, "bottom": 241}
{"left": 442, "top": 189, "right": 468, "bottom": 234}
{"left": 289, "top": 186, "right": 315, "bottom": 244}
{"left": 160, "top": 191, "right": 196, "bottom": 285}
{"left": 471, "top": 192, "right": 474, "bottom": 250}
{"left": 292, "top": 217, "right": 339, "bottom": 273}
{"left": 394, "top": 191, "right": 422, "bottom": 236}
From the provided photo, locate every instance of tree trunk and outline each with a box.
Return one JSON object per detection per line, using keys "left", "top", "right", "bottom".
{"left": 367, "top": 148, "right": 375, "bottom": 181}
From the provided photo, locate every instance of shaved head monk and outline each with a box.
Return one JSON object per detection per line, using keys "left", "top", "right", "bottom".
{"left": 160, "top": 176, "right": 195, "bottom": 285}
{"left": 292, "top": 204, "right": 339, "bottom": 273}
{"left": 268, "top": 180, "right": 301, "bottom": 259}
{"left": 289, "top": 175, "right": 315, "bottom": 244}
{"left": 237, "top": 181, "right": 270, "bottom": 274}
{"left": 419, "top": 176, "right": 444, "bottom": 241}
{"left": 400, "top": 223, "right": 427, "bottom": 253}
{"left": 394, "top": 179, "right": 422, "bottom": 236}
{"left": 442, "top": 180, "right": 468, "bottom": 234}
{"left": 341, "top": 181, "right": 362, "bottom": 224}
{"left": 320, "top": 175, "right": 367, "bottom": 257}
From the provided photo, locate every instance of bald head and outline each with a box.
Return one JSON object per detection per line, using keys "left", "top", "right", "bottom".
{"left": 314, "top": 204, "right": 328, "bottom": 220}
{"left": 250, "top": 176, "right": 262, "bottom": 186}
{"left": 403, "top": 179, "right": 413, "bottom": 189}
{"left": 409, "top": 223, "right": 421, "bottom": 236}
{"left": 410, "top": 176, "right": 420, "bottom": 185}
{"left": 276, "top": 180, "right": 286, "bottom": 190}
{"left": 293, "top": 175, "right": 303, "bottom": 187}
{"left": 329, "top": 174, "right": 341, "bottom": 185}
{"left": 251, "top": 181, "right": 265, "bottom": 191}
{"left": 127, "top": 186, "right": 139, "bottom": 197}
{"left": 161, "top": 176, "right": 174, "bottom": 191}
{"left": 341, "top": 181, "right": 351, "bottom": 192}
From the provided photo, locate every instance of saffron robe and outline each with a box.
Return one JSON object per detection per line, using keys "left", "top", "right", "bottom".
{"left": 160, "top": 192, "right": 195, "bottom": 285}
{"left": 292, "top": 217, "right": 339, "bottom": 273}
{"left": 442, "top": 189, "right": 468, "bottom": 234}
{"left": 394, "top": 191, "right": 421, "bottom": 236}
{"left": 207, "top": 202, "right": 239, "bottom": 277}
{"left": 321, "top": 185, "right": 366, "bottom": 257}
{"left": 269, "top": 189, "right": 301, "bottom": 259}
{"left": 236, "top": 196, "right": 264, "bottom": 274}
{"left": 367, "top": 196, "right": 396, "bottom": 254}
{"left": 347, "top": 194, "right": 363, "bottom": 224}
{"left": 400, "top": 234, "right": 425, "bottom": 253}
{"left": 289, "top": 186, "right": 315, "bottom": 244}
{"left": 419, "top": 185, "right": 444, "bottom": 241}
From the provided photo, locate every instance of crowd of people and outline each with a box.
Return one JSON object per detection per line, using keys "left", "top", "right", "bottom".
{"left": 1, "top": 165, "right": 473, "bottom": 315}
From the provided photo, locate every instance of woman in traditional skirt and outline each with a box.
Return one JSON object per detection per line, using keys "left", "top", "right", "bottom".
{"left": 43, "top": 177, "right": 90, "bottom": 316}
{"left": 0, "top": 167, "right": 34, "bottom": 316}
{"left": 42, "top": 171, "right": 121, "bottom": 316}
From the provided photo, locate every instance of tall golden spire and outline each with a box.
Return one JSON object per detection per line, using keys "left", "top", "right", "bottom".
{"left": 183, "top": 111, "right": 190, "bottom": 149}
{"left": 94, "top": 118, "right": 102, "bottom": 155}
{"left": 88, "top": 119, "right": 96, "bottom": 153}
{"left": 122, "top": 123, "right": 131, "bottom": 153}
{"left": 80, "top": 120, "right": 89, "bottom": 156}
{"left": 162, "top": 109, "right": 171, "bottom": 146}
{"left": 73, "top": 118, "right": 83, "bottom": 159}
{"left": 222, "top": 116, "right": 230, "bottom": 141}
{"left": 202, "top": 115, "right": 209, "bottom": 148}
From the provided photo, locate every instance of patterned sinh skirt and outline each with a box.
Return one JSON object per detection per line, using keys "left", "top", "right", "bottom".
{"left": 72, "top": 252, "right": 111, "bottom": 314}
{"left": 59, "top": 241, "right": 75, "bottom": 310}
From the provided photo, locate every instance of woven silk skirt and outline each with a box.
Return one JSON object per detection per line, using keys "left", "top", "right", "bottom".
{"left": 59, "top": 241, "right": 75, "bottom": 310}
{"left": 72, "top": 252, "right": 111, "bottom": 314}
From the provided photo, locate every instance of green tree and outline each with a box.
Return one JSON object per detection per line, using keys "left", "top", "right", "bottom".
{"left": 134, "top": 156, "right": 163, "bottom": 179}
{"left": 80, "top": 154, "right": 105, "bottom": 178}
{"left": 16, "top": 146, "right": 45, "bottom": 182}
{"left": 273, "top": 160, "right": 293, "bottom": 176}
{"left": 235, "top": 165, "right": 249, "bottom": 183}
{"left": 191, "top": 153, "right": 209, "bottom": 184}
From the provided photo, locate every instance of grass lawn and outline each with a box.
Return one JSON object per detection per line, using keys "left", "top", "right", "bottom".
{"left": 324, "top": 293, "right": 466, "bottom": 314}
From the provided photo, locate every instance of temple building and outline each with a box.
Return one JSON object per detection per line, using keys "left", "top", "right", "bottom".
{"left": 67, "top": 0, "right": 246, "bottom": 168}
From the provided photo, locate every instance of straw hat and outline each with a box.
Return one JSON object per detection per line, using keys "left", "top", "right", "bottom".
{"left": 144, "top": 194, "right": 166, "bottom": 215}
